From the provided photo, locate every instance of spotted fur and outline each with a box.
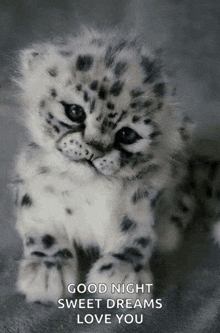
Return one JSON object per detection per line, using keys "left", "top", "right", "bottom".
{"left": 12, "top": 28, "right": 220, "bottom": 304}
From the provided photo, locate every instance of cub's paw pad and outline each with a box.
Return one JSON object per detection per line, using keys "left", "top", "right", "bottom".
{"left": 86, "top": 254, "right": 153, "bottom": 301}
{"left": 17, "top": 250, "right": 77, "bottom": 303}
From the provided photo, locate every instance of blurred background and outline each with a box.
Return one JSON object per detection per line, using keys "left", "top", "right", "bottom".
{"left": 0, "top": 0, "right": 220, "bottom": 261}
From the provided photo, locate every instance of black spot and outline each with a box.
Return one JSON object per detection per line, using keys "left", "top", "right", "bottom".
{"left": 114, "top": 248, "right": 145, "bottom": 268}
{"left": 21, "top": 194, "right": 32, "bottom": 207}
{"left": 121, "top": 216, "right": 137, "bottom": 232}
{"left": 149, "top": 131, "right": 162, "bottom": 139}
{"left": 76, "top": 54, "right": 93, "bottom": 71}
{"left": 108, "top": 112, "right": 117, "bottom": 118}
{"left": 179, "top": 127, "right": 190, "bottom": 141}
{"left": 170, "top": 216, "right": 183, "bottom": 228}
{"left": 51, "top": 89, "right": 57, "bottom": 98}
{"left": 47, "top": 68, "right": 57, "bottom": 77}
{"left": 89, "top": 80, "right": 99, "bottom": 91}
{"left": 141, "top": 57, "right": 154, "bottom": 72}
{"left": 101, "top": 118, "right": 108, "bottom": 129}
{"left": 153, "top": 83, "right": 166, "bottom": 97}
{"left": 130, "top": 89, "right": 144, "bottom": 98}
{"left": 132, "top": 116, "right": 140, "bottom": 123}
{"left": 90, "top": 99, "right": 96, "bottom": 114}
{"left": 141, "top": 57, "right": 161, "bottom": 83}
{"left": 59, "top": 50, "right": 73, "bottom": 57}
{"left": 98, "top": 85, "right": 107, "bottom": 100}
{"left": 150, "top": 190, "right": 163, "bottom": 208}
{"left": 132, "top": 189, "right": 149, "bottom": 203}
{"left": 104, "top": 46, "right": 115, "bottom": 68}
{"left": 112, "top": 253, "right": 128, "bottom": 261}
{"left": 110, "top": 81, "right": 123, "bottom": 96}
{"left": 47, "top": 112, "right": 54, "bottom": 119}
{"left": 26, "top": 237, "right": 35, "bottom": 246}
{"left": 120, "top": 150, "right": 133, "bottom": 166}
{"left": 178, "top": 200, "right": 189, "bottom": 212}
{"left": 144, "top": 118, "right": 151, "bottom": 124}
{"left": 42, "top": 234, "right": 55, "bottom": 248}
{"left": 53, "top": 249, "right": 73, "bottom": 259}
{"left": 100, "top": 263, "right": 113, "bottom": 271}
{"left": 107, "top": 121, "right": 116, "bottom": 129}
{"left": 158, "top": 102, "right": 163, "bottom": 110}
{"left": 114, "top": 61, "right": 127, "bottom": 76}
{"left": 136, "top": 152, "right": 144, "bottom": 157}
{"left": 143, "top": 100, "right": 152, "bottom": 108}
{"left": 116, "top": 110, "right": 127, "bottom": 124}
{"left": 130, "top": 102, "right": 137, "bottom": 109}
{"left": 44, "top": 261, "right": 56, "bottom": 268}
{"left": 135, "top": 237, "right": 150, "bottom": 248}
{"left": 76, "top": 84, "right": 82, "bottom": 91}
{"left": 96, "top": 114, "right": 102, "bottom": 121}
{"left": 31, "top": 52, "right": 39, "bottom": 57}
{"left": 57, "top": 263, "right": 62, "bottom": 270}
{"left": 125, "top": 247, "right": 143, "bottom": 258}
{"left": 116, "top": 41, "right": 128, "bottom": 51}
{"left": 147, "top": 153, "right": 154, "bottom": 160}
{"left": 39, "top": 166, "right": 49, "bottom": 174}
{"left": 40, "top": 100, "right": 45, "bottom": 108}
{"left": 134, "top": 264, "right": 143, "bottom": 272}
{"left": 28, "top": 142, "right": 39, "bottom": 148}
{"left": 84, "top": 91, "right": 89, "bottom": 102}
{"left": 65, "top": 208, "right": 73, "bottom": 215}
{"left": 107, "top": 102, "right": 115, "bottom": 110}
{"left": 31, "top": 251, "right": 47, "bottom": 257}
{"left": 53, "top": 125, "right": 60, "bottom": 133}
{"left": 85, "top": 246, "right": 100, "bottom": 262}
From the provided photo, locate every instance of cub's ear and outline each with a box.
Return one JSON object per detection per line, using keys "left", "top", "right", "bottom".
{"left": 19, "top": 48, "right": 45, "bottom": 73}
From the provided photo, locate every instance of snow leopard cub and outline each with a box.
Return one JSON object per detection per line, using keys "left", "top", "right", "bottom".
{"left": 13, "top": 29, "right": 187, "bottom": 303}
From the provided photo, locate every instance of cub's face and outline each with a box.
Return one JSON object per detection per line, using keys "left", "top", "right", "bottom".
{"left": 19, "top": 35, "right": 169, "bottom": 178}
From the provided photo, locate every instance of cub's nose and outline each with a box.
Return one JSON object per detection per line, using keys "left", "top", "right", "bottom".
{"left": 85, "top": 139, "right": 106, "bottom": 152}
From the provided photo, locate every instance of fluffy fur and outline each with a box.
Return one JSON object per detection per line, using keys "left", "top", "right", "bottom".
{"left": 12, "top": 28, "right": 220, "bottom": 304}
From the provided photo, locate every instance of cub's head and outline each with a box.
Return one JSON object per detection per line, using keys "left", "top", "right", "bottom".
{"left": 17, "top": 30, "right": 183, "bottom": 179}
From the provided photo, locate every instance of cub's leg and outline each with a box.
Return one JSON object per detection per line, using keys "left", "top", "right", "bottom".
{"left": 16, "top": 180, "right": 78, "bottom": 304}
{"left": 154, "top": 187, "right": 196, "bottom": 252}
{"left": 86, "top": 188, "right": 157, "bottom": 301}
{"left": 18, "top": 230, "right": 77, "bottom": 303}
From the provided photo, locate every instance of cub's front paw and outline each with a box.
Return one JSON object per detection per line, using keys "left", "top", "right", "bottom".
{"left": 86, "top": 254, "right": 153, "bottom": 302}
{"left": 17, "top": 249, "right": 78, "bottom": 303}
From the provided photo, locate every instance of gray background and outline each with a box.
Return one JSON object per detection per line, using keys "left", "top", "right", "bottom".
{"left": 0, "top": 1, "right": 220, "bottom": 332}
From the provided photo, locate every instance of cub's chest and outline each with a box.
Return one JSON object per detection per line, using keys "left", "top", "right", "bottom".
{"left": 60, "top": 175, "right": 124, "bottom": 247}
{"left": 20, "top": 169, "right": 123, "bottom": 246}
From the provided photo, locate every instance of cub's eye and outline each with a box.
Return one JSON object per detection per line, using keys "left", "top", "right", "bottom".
{"left": 61, "top": 102, "right": 86, "bottom": 123}
{"left": 115, "top": 127, "right": 142, "bottom": 145}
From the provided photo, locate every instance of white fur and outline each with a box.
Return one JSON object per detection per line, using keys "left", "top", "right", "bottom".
{"left": 14, "top": 29, "right": 187, "bottom": 304}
